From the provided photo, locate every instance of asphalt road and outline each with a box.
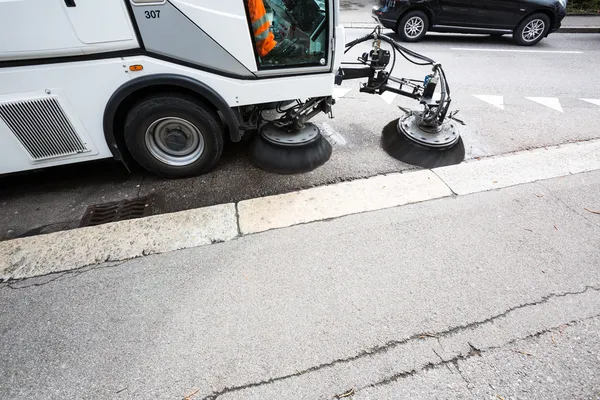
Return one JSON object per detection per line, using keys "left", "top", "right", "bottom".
{"left": 2, "top": 171, "right": 599, "bottom": 399}
{"left": 1, "top": 32, "right": 599, "bottom": 240}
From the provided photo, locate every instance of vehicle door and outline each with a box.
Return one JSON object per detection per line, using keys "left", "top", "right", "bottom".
{"left": 0, "top": 0, "right": 83, "bottom": 60}
{"left": 0, "top": 0, "right": 138, "bottom": 61}
{"left": 64, "top": 0, "right": 137, "bottom": 45}
{"left": 466, "top": 0, "right": 523, "bottom": 29}
{"left": 435, "top": 0, "right": 522, "bottom": 29}
{"left": 435, "top": 0, "right": 478, "bottom": 27}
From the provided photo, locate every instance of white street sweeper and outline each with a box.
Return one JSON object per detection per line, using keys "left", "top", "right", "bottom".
{"left": 0, "top": 0, "right": 463, "bottom": 178}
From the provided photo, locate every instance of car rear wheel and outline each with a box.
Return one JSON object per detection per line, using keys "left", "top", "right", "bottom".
{"left": 396, "top": 11, "right": 429, "bottom": 42}
{"left": 513, "top": 13, "right": 550, "bottom": 46}
{"left": 124, "top": 94, "right": 224, "bottom": 178}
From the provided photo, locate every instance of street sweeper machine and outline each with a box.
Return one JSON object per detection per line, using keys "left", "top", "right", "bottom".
{"left": 0, "top": 0, "right": 464, "bottom": 177}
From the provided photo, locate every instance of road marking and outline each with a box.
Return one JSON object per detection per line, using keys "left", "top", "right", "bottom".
{"left": 451, "top": 48, "right": 584, "bottom": 54}
{"left": 238, "top": 170, "right": 452, "bottom": 235}
{"left": 318, "top": 122, "right": 347, "bottom": 146}
{"left": 333, "top": 87, "right": 352, "bottom": 100}
{"left": 473, "top": 95, "right": 504, "bottom": 110}
{"left": 380, "top": 91, "right": 397, "bottom": 104}
{"left": 435, "top": 140, "right": 600, "bottom": 195}
{"left": 525, "top": 97, "right": 563, "bottom": 113}
{"left": 581, "top": 99, "right": 600, "bottom": 107}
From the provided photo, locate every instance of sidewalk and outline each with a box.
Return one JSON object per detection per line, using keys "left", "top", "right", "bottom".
{"left": 560, "top": 15, "right": 600, "bottom": 32}
{"left": 1, "top": 169, "right": 599, "bottom": 399}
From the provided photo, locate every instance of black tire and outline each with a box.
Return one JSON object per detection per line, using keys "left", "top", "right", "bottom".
{"left": 124, "top": 94, "right": 224, "bottom": 178}
{"left": 396, "top": 11, "right": 429, "bottom": 42}
{"left": 513, "top": 13, "right": 550, "bottom": 46}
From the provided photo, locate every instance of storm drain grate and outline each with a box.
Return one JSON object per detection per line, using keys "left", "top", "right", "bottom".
{"left": 79, "top": 195, "right": 160, "bottom": 227}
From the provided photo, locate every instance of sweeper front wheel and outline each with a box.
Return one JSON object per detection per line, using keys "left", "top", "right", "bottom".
{"left": 249, "top": 123, "right": 332, "bottom": 174}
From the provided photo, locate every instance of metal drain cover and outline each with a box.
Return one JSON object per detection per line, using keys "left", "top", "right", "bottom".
{"left": 79, "top": 195, "right": 159, "bottom": 227}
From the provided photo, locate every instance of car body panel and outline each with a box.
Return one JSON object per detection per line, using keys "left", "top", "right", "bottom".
{"left": 372, "top": 0, "right": 566, "bottom": 35}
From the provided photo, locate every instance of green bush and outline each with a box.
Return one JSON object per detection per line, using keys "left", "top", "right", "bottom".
{"left": 568, "top": 0, "right": 600, "bottom": 12}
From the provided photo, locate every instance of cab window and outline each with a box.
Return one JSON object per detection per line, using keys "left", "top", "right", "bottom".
{"left": 246, "top": 0, "right": 328, "bottom": 69}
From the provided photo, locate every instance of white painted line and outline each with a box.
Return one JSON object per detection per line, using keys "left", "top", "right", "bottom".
{"left": 333, "top": 87, "right": 352, "bottom": 100}
{"left": 0, "top": 204, "right": 238, "bottom": 280}
{"left": 581, "top": 98, "right": 600, "bottom": 107}
{"left": 451, "top": 48, "right": 584, "bottom": 54}
{"left": 318, "top": 122, "right": 347, "bottom": 146}
{"left": 525, "top": 97, "right": 563, "bottom": 113}
{"left": 380, "top": 91, "right": 397, "bottom": 105}
{"left": 237, "top": 170, "right": 452, "bottom": 235}
{"left": 434, "top": 140, "right": 600, "bottom": 195}
{"left": 473, "top": 95, "right": 504, "bottom": 110}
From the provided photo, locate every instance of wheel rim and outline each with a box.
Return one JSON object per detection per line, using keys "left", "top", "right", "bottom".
{"left": 522, "top": 19, "right": 545, "bottom": 42}
{"left": 144, "top": 117, "right": 205, "bottom": 166}
{"left": 404, "top": 16, "right": 424, "bottom": 38}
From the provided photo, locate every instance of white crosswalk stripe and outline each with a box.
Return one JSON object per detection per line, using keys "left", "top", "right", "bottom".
{"left": 380, "top": 91, "right": 397, "bottom": 105}
{"left": 335, "top": 90, "right": 592, "bottom": 115}
{"left": 525, "top": 97, "right": 563, "bottom": 113}
{"left": 473, "top": 95, "right": 504, "bottom": 110}
{"left": 581, "top": 99, "right": 600, "bottom": 107}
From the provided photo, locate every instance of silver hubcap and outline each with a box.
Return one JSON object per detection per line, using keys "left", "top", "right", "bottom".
{"left": 144, "top": 117, "right": 205, "bottom": 166}
{"left": 404, "top": 16, "right": 424, "bottom": 38}
{"left": 522, "top": 19, "right": 545, "bottom": 42}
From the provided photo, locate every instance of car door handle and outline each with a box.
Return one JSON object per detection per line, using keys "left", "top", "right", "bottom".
{"left": 64, "top": 0, "right": 76, "bottom": 7}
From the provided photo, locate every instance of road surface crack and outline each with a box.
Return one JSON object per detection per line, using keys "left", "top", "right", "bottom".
{"left": 1, "top": 261, "right": 128, "bottom": 290}
{"left": 234, "top": 203, "right": 242, "bottom": 236}
{"left": 362, "top": 313, "right": 600, "bottom": 393}
{"left": 136, "top": 175, "right": 146, "bottom": 198}
{"left": 199, "top": 285, "right": 600, "bottom": 400}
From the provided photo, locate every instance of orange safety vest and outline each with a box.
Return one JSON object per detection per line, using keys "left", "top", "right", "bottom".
{"left": 247, "top": 0, "right": 277, "bottom": 57}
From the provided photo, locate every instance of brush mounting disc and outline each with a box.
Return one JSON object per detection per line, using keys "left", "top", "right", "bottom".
{"left": 398, "top": 114, "right": 460, "bottom": 150}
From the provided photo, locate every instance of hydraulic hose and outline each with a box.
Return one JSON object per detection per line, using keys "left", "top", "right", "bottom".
{"left": 344, "top": 27, "right": 450, "bottom": 124}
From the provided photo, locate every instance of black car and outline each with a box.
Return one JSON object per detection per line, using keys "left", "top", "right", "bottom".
{"left": 372, "top": 0, "right": 567, "bottom": 45}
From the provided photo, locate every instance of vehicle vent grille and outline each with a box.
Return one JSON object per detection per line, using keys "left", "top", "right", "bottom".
{"left": 0, "top": 97, "right": 88, "bottom": 161}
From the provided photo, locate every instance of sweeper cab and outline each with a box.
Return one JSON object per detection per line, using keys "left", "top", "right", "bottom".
{"left": 0, "top": 0, "right": 464, "bottom": 178}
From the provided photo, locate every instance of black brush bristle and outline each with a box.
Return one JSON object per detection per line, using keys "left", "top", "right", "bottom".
{"left": 381, "top": 119, "right": 465, "bottom": 168}
{"left": 249, "top": 133, "right": 332, "bottom": 174}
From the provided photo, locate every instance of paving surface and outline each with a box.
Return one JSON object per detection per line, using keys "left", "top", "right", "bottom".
{"left": 562, "top": 15, "right": 600, "bottom": 27}
{"left": 1, "top": 170, "right": 599, "bottom": 399}
{"left": 1, "top": 32, "right": 599, "bottom": 241}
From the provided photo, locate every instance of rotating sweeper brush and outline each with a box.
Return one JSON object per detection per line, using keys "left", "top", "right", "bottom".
{"left": 248, "top": 98, "right": 334, "bottom": 174}
{"left": 338, "top": 26, "right": 465, "bottom": 168}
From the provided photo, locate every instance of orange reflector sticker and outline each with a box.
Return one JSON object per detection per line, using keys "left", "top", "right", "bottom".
{"left": 129, "top": 65, "right": 143, "bottom": 71}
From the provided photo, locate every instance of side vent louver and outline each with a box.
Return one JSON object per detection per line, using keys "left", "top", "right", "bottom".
{"left": 0, "top": 97, "right": 89, "bottom": 161}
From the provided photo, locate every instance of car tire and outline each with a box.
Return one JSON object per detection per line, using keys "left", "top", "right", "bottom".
{"left": 124, "top": 94, "right": 224, "bottom": 178}
{"left": 513, "top": 13, "right": 550, "bottom": 46}
{"left": 396, "top": 11, "right": 429, "bottom": 42}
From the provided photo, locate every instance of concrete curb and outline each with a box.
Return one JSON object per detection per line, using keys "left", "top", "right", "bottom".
{"left": 0, "top": 204, "right": 238, "bottom": 281}
{"left": 342, "top": 23, "right": 600, "bottom": 33}
{"left": 2, "top": 139, "right": 600, "bottom": 281}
